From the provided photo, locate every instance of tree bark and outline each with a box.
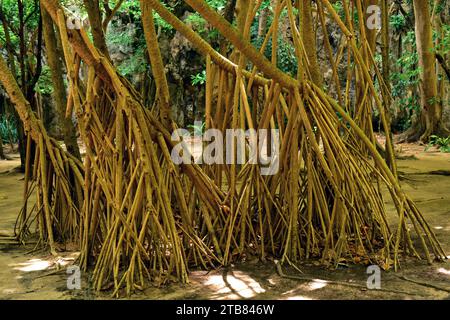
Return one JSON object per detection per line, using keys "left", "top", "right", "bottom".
{"left": 140, "top": 0, "right": 172, "bottom": 129}
{"left": 83, "top": 0, "right": 110, "bottom": 59}
{"left": 301, "top": 0, "right": 322, "bottom": 86}
{"left": 412, "top": 0, "right": 443, "bottom": 142}
{"left": 257, "top": 7, "right": 268, "bottom": 40}
{"left": 15, "top": 0, "right": 28, "bottom": 170}
{"left": 41, "top": 5, "right": 81, "bottom": 160}
{"left": 381, "top": 0, "right": 390, "bottom": 91}
{"left": 380, "top": 0, "right": 396, "bottom": 175}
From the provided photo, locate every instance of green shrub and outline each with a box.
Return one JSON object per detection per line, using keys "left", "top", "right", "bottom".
{"left": 0, "top": 115, "right": 18, "bottom": 144}
{"left": 427, "top": 135, "right": 450, "bottom": 153}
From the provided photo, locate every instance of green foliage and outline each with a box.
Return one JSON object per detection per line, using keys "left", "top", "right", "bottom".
{"left": 0, "top": 0, "right": 40, "bottom": 80}
{"left": 112, "top": 0, "right": 173, "bottom": 31}
{"left": 106, "top": 15, "right": 147, "bottom": 78}
{"left": 390, "top": 14, "right": 407, "bottom": 33}
{"left": 185, "top": 12, "right": 207, "bottom": 33}
{"left": 252, "top": 36, "right": 298, "bottom": 77}
{"left": 206, "top": 0, "right": 226, "bottom": 10}
{"left": 427, "top": 135, "right": 450, "bottom": 153}
{"left": 191, "top": 70, "right": 206, "bottom": 86}
{"left": 114, "top": 0, "right": 141, "bottom": 18}
{"left": 390, "top": 32, "right": 421, "bottom": 131}
{"left": 187, "top": 121, "right": 206, "bottom": 136}
{"left": 248, "top": 4, "right": 298, "bottom": 76}
{"left": 35, "top": 66, "right": 54, "bottom": 95}
{"left": 331, "top": 1, "right": 345, "bottom": 20}
{"left": 259, "top": 0, "right": 271, "bottom": 10}
{"left": 185, "top": 0, "right": 226, "bottom": 41}
{"left": 274, "top": 40, "right": 298, "bottom": 76}
{"left": 438, "top": 25, "right": 450, "bottom": 56}
{"left": 154, "top": 12, "right": 174, "bottom": 31}
{"left": 435, "top": 0, "right": 448, "bottom": 15}
{"left": 0, "top": 115, "right": 18, "bottom": 144}
{"left": 118, "top": 47, "right": 147, "bottom": 77}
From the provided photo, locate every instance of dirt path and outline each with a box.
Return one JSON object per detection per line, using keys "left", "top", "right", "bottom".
{"left": 0, "top": 147, "right": 449, "bottom": 300}
{"left": 0, "top": 154, "right": 80, "bottom": 299}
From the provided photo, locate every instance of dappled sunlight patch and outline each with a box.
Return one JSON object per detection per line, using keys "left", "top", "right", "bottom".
{"left": 12, "top": 259, "right": 51, "bottom": 272}
{"left": 437, "top": 268, "right": 450, "bottom": 276}
{"left": 202, "top": 271, "right": 265, "bottom": 299}
{"left": 2, "top": 288, "right": 18, "bottom": 295}
{"left": 307, "top": 279, "right": 328, "bottom": 291}
{"left": 284, "top": 295, "right": 313, "bottom": 300}
{"left": 9, "top": 253, "right": 79, "bottom": 273}
{"left": 267, "top": 277, "right": 280, "bottom": 286}
{"left": 281, "top": 278, "right": 329, "bottom": 295}
{"left": 432, "top": 224, "right": 450, "bottom": 232}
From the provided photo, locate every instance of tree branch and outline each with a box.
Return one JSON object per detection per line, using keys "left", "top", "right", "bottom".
{"left": 436, "top": 53, "right": 450, "bottom": 82}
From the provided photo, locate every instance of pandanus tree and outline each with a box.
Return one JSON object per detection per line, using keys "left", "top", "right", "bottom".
{"left": 0, "top": 0, "right": 446, "bottom": 296}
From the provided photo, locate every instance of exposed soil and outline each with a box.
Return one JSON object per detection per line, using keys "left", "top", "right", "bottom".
{"left": 0, "top": 142, "right": 449, "bottom": 300}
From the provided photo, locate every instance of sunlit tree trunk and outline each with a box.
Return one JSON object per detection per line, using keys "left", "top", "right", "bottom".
{"left": 236, "top": 0, "right": 250, "bottom": 34}
{"left": 140, "top": 0, "right": 172, "bottom": 128}
{"left": 380, "top": 0, "right": 396, "bottom": 174}
{"left": 412, "top": 0, "right": 443, "bottom": 141}
{"left": 301, "top": 0, "right": 322, "bottom": 86}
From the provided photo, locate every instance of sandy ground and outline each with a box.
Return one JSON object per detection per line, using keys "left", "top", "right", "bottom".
{"left": 0, "top": 143, "right": 449, "bottom": 300}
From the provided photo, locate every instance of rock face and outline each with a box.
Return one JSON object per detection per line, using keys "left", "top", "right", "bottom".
{"left": 443, "top": 102, "right": 450, "bottom": 129}
{"left": 166, "top": 18, "right": 206, "bottom": 126}
{"left": 107, "top": 9, "right": 206, "bottom": 128}
{"left": 42, "top": 94, "right": 63, "bottom": 138}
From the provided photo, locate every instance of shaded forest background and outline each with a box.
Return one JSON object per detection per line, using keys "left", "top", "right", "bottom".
{"left": 0, "top": 0, "right": 449, "bottom": 166}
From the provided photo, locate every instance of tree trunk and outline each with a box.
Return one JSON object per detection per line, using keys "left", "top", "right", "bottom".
{"left": 381, "top": 0, "right": 396, "bottom": 175}
{"left": 15, "top": 0, "right": 28, "bottom": 170}
{"left": 412, "top": 0, "right": 443, "bottom": 142}
{"left": 236, "top": 0, "right": 250, "bottom": 34}
{"left": 301, "top": 0, "right": 322, "bottom": 86}
{"left": 0, "top": 7, "right": 19, "bottom": 160}
{"left": 140, "top": 0, "right": 172, "bottom": 129}
{"left": 257, "top": 7, "right": 268, "bottom": 40}
{"left": 381, "top": 0, "right": 390, "bottom": 92}
{"left": 83, "top": 0, "right": 110, "bottom": 59}
{"left": 41, "top": 5, "right": 81, "bottom": 160}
